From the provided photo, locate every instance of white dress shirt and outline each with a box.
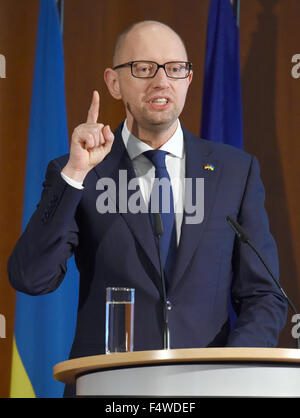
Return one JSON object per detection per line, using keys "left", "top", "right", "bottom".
{"left": 122, "top": 120, "right": 185, "bottom": 244}
{"left": 61, "top": 119, "right": 186, "bottom": 244}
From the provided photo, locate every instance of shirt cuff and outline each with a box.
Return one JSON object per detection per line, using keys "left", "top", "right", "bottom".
{"left": 61, "top": 171, "right": 84, "bottom": 190}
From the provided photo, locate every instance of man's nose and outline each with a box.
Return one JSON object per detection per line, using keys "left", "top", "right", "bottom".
{"left": 152, "top": 67, "right": 170, "bottom": 87}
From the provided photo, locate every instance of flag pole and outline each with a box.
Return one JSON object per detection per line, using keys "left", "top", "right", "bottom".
{"left": 232, "top": 0, "right": 241, "bottom": 26}
{"left": 57, "top": 0, "right": 64, "bottom": 33}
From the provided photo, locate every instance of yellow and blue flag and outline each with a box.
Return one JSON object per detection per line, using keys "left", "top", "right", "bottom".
{"left": 10, "top": 0, "right": 78, "bottom": 398}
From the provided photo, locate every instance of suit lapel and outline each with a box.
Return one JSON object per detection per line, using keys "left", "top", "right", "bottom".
{"left": 169, "top": 129, "right": 222, "bottom": 294}
{"left": 93, "top": 124, "right": 161, "bottom": 287}
{"left": 93, "top": 124, "right": 222, "bottom": 295}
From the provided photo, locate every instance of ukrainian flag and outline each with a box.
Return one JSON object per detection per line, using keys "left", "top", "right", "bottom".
{"left": 10, "top": 0, "right": 78, "bottom": 398}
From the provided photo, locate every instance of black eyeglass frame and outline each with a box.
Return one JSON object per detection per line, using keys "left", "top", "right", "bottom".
{"left": 112, "top": 61, "right": 193, "bottom": 79}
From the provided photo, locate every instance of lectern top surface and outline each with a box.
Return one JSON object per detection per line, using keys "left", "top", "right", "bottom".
{"left": 53, "top": 347, "right": 300, "bottom": 384}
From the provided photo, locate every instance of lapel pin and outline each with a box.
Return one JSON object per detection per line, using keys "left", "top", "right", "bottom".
{"left": 204, "top": 164, "right": 215, "bottom": 171}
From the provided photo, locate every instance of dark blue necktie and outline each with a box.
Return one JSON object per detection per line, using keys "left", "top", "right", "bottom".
{"left": 143, "top": 150, "right": 177, "bottom": 288}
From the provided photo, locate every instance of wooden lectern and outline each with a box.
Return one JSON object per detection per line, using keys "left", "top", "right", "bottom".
{"left": 53, "top": 348, "right": 300, "bottom": 397}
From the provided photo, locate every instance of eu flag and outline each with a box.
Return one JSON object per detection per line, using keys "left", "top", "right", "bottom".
{"left": 201, "top": 0, "right": 243, "bottom": 148}
{"left": 10, "top": 0, "right": 78, "bottom": 398}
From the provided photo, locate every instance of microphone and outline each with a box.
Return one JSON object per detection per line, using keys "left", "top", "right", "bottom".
{"left": 226, "top": 215, "right": 300, "bottom": 349}
{"left": 153, "top": 212, "right": 170, "bottom": 350}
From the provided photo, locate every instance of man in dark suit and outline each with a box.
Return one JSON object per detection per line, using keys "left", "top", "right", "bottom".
{"left": 8, "top": 20, "right": 287, "bottom": 395}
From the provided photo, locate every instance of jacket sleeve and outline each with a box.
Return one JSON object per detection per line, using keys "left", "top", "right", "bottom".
{"left": 7, "top": 159, "right": 83, "bottom": 295}
{"left": 226, "top": 156, "right": 288, "bottom": 347}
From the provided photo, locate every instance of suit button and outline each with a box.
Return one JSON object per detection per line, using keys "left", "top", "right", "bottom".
{"left": 166, "top": 300, "right": 172, "bottom": 311}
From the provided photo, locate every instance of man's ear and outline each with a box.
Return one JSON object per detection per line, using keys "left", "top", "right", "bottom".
{"left": 104, "top": 68, "right": 122, "bottom": 100}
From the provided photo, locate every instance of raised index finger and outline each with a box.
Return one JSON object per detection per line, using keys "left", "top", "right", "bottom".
{"left": 86, "top": 90, "right": 100, "bottom": 123}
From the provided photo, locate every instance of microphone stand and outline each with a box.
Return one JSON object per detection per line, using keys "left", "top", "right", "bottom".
{"left": 154, "top": 213, "right": 170, "bottom": 350}
{"left": 226, "top": 216, "right": 300, "bottom": 349}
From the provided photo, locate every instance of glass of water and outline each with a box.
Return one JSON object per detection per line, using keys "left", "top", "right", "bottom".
{"left": 105, "top": 287, "right": 135, "bottom": 354}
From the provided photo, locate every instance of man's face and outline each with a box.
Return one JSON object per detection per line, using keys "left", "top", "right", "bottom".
{"left": 111, "top": 24, "right": 193, "bottom": 137}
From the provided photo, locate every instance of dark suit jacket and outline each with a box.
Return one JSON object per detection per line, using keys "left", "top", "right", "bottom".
{"left": 8, "top": 123, "right": 287, "bottom": 360}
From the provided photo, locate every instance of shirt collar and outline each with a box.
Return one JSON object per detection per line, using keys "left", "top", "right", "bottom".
{"left": 122, "top": 119, "right": 184, "bottom": 161}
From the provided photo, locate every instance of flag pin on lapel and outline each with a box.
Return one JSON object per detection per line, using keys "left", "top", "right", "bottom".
{"left": 204, "top": 163, "right": 215, "bottom": 171}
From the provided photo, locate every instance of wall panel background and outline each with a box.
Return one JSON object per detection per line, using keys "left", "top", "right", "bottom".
{"left": 0, "top": 0, "right": 299, "bottom": 397}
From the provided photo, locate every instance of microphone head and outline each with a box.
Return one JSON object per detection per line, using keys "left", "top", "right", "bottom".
{"left": 226, "top": 216, "right": 250, "bottom": 243}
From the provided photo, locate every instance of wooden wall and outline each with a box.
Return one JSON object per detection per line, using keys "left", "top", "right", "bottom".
{"left": 0, "top": 0, "right": 299, "bottom": 397}
{"left": 0, "top": 0, "right": 40, "bottom": 398}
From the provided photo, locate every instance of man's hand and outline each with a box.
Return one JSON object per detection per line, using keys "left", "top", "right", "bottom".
{"left": 62, "top": 91, "right": 114, "bottom": 182}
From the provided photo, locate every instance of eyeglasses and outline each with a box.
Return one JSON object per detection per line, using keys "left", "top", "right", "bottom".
{"left": 113, "top": 61, "right": 193, "bottom": 79}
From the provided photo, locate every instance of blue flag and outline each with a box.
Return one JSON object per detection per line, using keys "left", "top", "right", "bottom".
{"left": 201, "top": 0, "right": 243, "bottom": 148}
{"left": 10, "top": 0, "right": 78, "bottom": 398}
{"left": 200, "top": 0, "right": 243, "bottom": 327}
